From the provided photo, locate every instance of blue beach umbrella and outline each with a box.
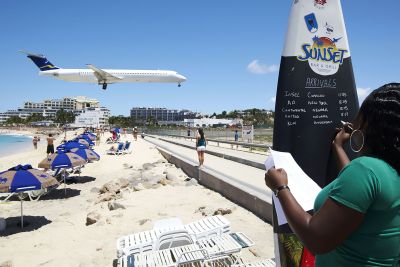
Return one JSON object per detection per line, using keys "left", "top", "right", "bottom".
{"left": 73, "top": 138, "right": 93, "bottom": 147}
{"left": 38, "top": 153, "right": 86, "bottom": 194}
{"left": 70, "top": 148, "right": 100, "bottom": 161}
{"left": 80, "top": 133, "right": 96, "bottom": 141}
{"left": 0, "top": 164, "right": 59, "bottom": 227}
{"left": 57, "top": 141, "right": 87, "bottom": 153}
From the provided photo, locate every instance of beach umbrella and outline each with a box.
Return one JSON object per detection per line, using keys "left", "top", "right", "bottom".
{"left": 0, "top": 164, "right": 59, "bottom": 228}
{"left": 70, "top": 148, "right": 100, "bottom": 161}
{"left": 57, "top": 141, "right": 87, "bottom": 153}
{"left": 81, "top": 133, "right": 96, "bottom": 141}
{"left": 38, "top": 153, "right": 86, "bottom": 195}
{"left": 73, "top": 138, "right": 92, "bottom": 147}
{"left": 112, "top": 127, "right": 120, "bottom": 133}
{"left": 78, "top": 134, "right": 94, "bottom": 142}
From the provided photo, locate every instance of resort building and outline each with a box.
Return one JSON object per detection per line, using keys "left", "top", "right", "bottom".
{"left": 130, "top": 107, "right": 197, "bottom": 123}
{"left": 0, "top": 96, "right": 107, "bottom": 125}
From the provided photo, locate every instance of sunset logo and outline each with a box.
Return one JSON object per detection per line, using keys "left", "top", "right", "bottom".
{"left": 297, "top": 36, "right": 347, "bottom": 76}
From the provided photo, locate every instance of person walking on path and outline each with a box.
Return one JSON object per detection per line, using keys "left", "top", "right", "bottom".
{"left": 46, "top": 134, "right": 55, "bottom": 155}
{"left": 195, "top": 128, "right": 207, "bottom": 167}
{"left": 264, "top": 83, "right": 400, "bottom": 266}
{"left": 133, "top": 127, "right": 138, "bottom": 141}
{"left": 234, "top": 130, "right": 239, "bottom": 149}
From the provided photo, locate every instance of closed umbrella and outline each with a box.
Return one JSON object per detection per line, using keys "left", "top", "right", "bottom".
{"left": 70, "top": 148, "right": 100, "bottom": 161}
{"left": 38, "top": 152, "right": 86, "bottom": 195}
{"left": 0, "top": 164, "right": 59, "bottom": 228}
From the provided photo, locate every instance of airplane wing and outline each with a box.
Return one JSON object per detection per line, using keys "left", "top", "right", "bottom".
{"left": 86, "top": 64, "right": 122, "bottom": 83}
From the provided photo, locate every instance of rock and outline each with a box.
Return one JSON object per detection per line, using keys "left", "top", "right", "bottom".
{"left": 185, "top": 178, "right": 198, "bottom": 186}
{"left": 195, "top": 206, "right": 212, "bottom": 216}
{"left": 108, "top": 201, "right": 126, "bottom": 211}
{"left": 86, "top": 212, "right": 101, "bottom": 226}
{"left": 165, "top": 171, "right": 179, "bottom": 181}
{"left": 130, "top": 171, "right": 142, "bottom": 180}
{"left": 142, "top": 171, "right": 166, "bottom": 184}
{"left": 158, "top": 178, "right": 169, "bottom": 186}
{"left": 117, "top": 178, "right": 130, "bottom": 189}
{"left": 95, "top": 192, "right": 116, "bottom": 204}
{"left": 138, "top": 218, "right": 150, "bottom": 225}
{"left": 213, "top": 208, "right": 232, "bottom": 216}
{"left": 151, "top": 184, "right": 162, "bottom": 189}
{"left": 0, "top": 261, "right": 13, "bottom": 267}
{"left": 143, "top": 163, "right": 155, "bottom": 170}
{"left": 133, "top": 183, "right": 145, "bottom": 191}
{"left": 156, "top": 159, "right": 167, "bottom": 164}
{"left": 90, "top": 187, "right": 100, "bottom": 193}
{"left": 99, "top": 182, "right": 119, "bottom": 195}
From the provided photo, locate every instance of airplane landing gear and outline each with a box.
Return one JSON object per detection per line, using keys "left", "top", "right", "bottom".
{"left": 178, "top": 83, "right": 181, "bottom": 87}
{"left": 102, "top": 83, "right": 107, "bottom": 90}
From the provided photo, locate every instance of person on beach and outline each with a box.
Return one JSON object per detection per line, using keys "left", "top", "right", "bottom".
{"left": 196, "top": 128, "right": 207, "bottom": 167}
{"left": 46, "top": 134, "right": 55, "bottom": 154}
{"left": 264, "top": 83, "right": 400, "bottom": 266}
{"left": 96, "top": 128, "right": 101, "bottom": 146}
{"left": 133, "top": 127, "right": 138, "bottom": 141}
{"left": 32, "top": 136, "right": 38, "bottom": 149}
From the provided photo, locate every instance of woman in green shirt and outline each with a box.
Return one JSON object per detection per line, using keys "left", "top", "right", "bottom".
{"left": 265, "top": 83, "right": 400, "bottom": 266}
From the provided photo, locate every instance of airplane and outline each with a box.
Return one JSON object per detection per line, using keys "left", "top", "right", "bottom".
{"left": 21, "top": 51, "right": 187, "bottom": 90}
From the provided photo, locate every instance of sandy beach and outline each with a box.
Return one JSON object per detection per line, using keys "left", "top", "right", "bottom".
{"left": 0, "top": 131, "right": 274, "bottom": 267}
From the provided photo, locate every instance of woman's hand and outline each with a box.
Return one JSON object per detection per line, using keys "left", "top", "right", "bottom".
{"left": 333, "top": 124, "right": 352, "bottom": 147}
{"left": 265, "top": 168, "right": 288, "bottom": 191}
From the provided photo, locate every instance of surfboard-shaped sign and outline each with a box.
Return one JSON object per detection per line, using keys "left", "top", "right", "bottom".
{"left": 272, "top": 0, "right": 359, "bottom": 266}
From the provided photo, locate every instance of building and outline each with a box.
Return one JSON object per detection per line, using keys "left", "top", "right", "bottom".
{"left": 184, "top": 118, "right": 243, "bottom": 128}
{"left": 130, "top": 107, "right": 197, "bottom": 123}
{"left": 71, "top": 107, "right": 110, "bottom": 128}
{"left": 0, "top": 96, "right": 103, "bottom": 124}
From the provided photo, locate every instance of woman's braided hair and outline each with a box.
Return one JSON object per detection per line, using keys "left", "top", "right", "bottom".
{"left": 360, "top": 83, "right": 400, "bottom": 173}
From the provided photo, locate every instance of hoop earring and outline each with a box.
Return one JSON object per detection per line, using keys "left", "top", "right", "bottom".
{"left": 350, "top": 129, "right": 364, "bottom": 153}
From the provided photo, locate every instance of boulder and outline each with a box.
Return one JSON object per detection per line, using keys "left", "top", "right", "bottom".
{"left": 158, "top": 178, "right": 169, "bottom": 186}
{"left": 213, "top": 208, "right": 232, "bottom": 216}
{"left": 133, "top": 183, "right": 146, "bottom": 191}
{"left": 99, "top": 182, "right": 119, "bottom": 195}
{"left": 117, "top": 178, "right": 130, "bottom": 189}
{"left": 165, "top": 171, "right": 179, "bottom": 181}
{"left": 0, "top": 261, "right": 13, "bottom": 267}
{"left": 108, "top": 201, "right": 126, "bottom": 211}
{"left": 96, "top": 192, "right": 116, "bottom": 204}
{"left": 143, "top": 163, "right": 155, "bottom": 170}
{"left": 86, "top": 212, "right": 101, "bottom": 226}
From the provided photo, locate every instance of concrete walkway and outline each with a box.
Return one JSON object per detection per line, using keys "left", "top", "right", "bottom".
{"left": 145, "top": 135, "right": 273, "bottom": 222}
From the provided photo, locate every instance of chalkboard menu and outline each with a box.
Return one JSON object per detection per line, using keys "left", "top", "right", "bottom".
{"left": 272, "top": 0, "right": 359, "bottom": 266}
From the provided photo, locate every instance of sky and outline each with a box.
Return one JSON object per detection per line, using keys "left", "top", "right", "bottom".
{"left": 1, "top": 1, "right": 399, "bottom": 116}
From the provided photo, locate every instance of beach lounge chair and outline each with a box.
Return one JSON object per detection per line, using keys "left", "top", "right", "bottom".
{"left": 184, "top": 215, "right": 231, "bottom": 240}
{"left": 118, "top": 233, "right": 253, "bottom": 267}
{"left": 231, "top": 259, "right": 276, "bottom": 267}
{"left": 118, "top": 244, "right": 207, "bottom": 267}
{"left": 123, "top": 141, "right": 132, "bottom": 154}
{"left": 117, "top": 215, "right": 231, "bottom": 258}
{"left": 196, "top": 232, "right": 254, "bottom": 260}
{"left": 155, "top": 229, "right": 194, "bottom": 250}
{"left": 107, "top": 142, "right": 124, "bottom": 155}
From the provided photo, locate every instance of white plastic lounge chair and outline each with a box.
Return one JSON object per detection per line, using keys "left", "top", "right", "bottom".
{"left": 107, "top": 142, "right": 124, "bottom": 155}
{"left": 117, "top": 229, "right": 158, "bottom": 258}
{"left": 184, "top": 215, "right": 231, "bottom": 240}
{"left": 232, "top": 259, "right": 276, "bottom": 267}
{"left": 0, "top": 192, "right": 15, "bottom": 202}
{"left": 155, "top": 229, "right": 194, "bottom": 250}
{"left": 117, "top": 215, "right": 231, "bottom": 258}
{"left": 118, "top": 244, "right": 207, "bottom": 267}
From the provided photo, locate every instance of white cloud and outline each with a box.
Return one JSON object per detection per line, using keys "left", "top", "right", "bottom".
{"left": 357, "top": 87, "right": 371, "bottom": 105}
{"left": 247, "top": 59, "right": 278, "bottom": 74}
{"left": 270, "top": 96, "right": 276, "bottom": 103}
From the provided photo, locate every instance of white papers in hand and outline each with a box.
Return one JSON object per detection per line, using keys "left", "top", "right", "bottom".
{"left": 265, "top": 149, "right": 322, "bottom": 226}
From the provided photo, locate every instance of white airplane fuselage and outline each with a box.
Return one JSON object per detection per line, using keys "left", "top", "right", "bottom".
{"left": 39, "top": 69, "right": 186, "bottom": 84}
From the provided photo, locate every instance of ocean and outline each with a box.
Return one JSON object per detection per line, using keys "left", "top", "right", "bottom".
{"left": 0, "top": 134, "right": 33, "bottom": 157}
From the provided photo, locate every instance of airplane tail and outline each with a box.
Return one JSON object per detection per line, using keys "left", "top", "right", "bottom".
{"left": 21, "top": 51, "right": 60, "bottom": 71}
